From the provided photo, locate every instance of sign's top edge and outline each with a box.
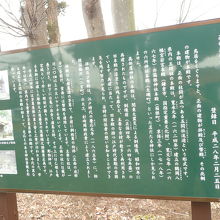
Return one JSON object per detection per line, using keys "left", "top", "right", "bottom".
{"left": 1, "top": 17, "right": 220, "bottom": 56}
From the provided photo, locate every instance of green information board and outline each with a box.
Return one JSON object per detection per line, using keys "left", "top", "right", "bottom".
{"left": 1, "top": 19, "right": 220, "bottom": 200}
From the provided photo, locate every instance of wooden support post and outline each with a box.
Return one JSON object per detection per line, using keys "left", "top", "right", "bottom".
{"left": 0, "top": 193, "right": 18, "bottom": 220}
{"left": 191, "top": 202, "right": 211, "bottom": 220}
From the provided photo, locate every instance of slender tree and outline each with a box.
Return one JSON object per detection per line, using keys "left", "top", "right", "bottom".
{"left": 111, "top": 0, "right": 135, "bottom": 33}
{"left": 82, "top": 0, "right": 106, "bottom": 38}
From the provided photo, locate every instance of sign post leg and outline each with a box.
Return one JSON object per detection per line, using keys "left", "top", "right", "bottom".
{"left": 0, "top": 193, "right": 18, "bottom": 220}
{"left": 191, "top": 202, "right": 211, "bottom": 220}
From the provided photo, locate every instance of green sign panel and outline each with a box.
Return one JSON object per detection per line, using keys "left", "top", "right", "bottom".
{"left": 1, "top": 20, "right": 220, "bottom": 199}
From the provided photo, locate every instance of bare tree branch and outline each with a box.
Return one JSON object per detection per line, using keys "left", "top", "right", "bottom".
{"left": 153, "top": 0, "right": 167, "bottom": 28}
{"left": 178, "top": 0, "right": 192, "bottom": 24}
{"left": 32, "top": 10, "right": 47, "bottom": 31}
{"left": 0, "top": 1, "right": 32, "bottom": 38}
{"left": 182, "top": 0, "right": 192, "bottom": 22}
{"left": 178, "top": 0, "right": 185, "bottom": 23}
{"left": 0, "top": 30, "right": 25, "bottom": 37}
{"left": 0, "top": 0, "right": 60, "bottom": 47}
{"left": 0, "top": 18, "right": 24, "bottom": 32}
{"left": 0, "top": 3, "right": 20, "bottom": 25}
{"left": 23, "top": 0, "right": 47, "bottom": 33}
{"left": 36, "top": 0, "right": 47, "bottom": 10}
{"left": 0, "top": 24, "right": 25, "bottom": 37}
{"left": 20, "top": 3, "right": 29, "bottom": 30}
{"left": 191, "top": 2, "right": 220, "bottom": 21}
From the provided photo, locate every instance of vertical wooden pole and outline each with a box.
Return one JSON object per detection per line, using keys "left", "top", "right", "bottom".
{"left": 191, "top": 202, "right": 211, "bottom": 220}
{"left": 0, "top": 193, "right": 18, "bottom": 220}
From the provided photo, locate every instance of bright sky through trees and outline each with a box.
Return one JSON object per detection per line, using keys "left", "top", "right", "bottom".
{"left": 0, "top": 0, "right": 220, "bottom": 51}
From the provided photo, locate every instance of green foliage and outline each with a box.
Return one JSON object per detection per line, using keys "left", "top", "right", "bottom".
{"left": 57, "top": 1, "right": 67, "bottom": 15}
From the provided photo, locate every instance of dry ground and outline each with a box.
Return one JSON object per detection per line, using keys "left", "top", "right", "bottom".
{"left": 17, "top": 193, "right": 220, "bottom": 220}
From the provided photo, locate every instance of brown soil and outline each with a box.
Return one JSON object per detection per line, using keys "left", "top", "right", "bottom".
{"left": 16, "top": 193, "right": 220, "bottom": 220}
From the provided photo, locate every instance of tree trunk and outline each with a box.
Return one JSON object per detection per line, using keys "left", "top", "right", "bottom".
{"left": 23, "top": 0, "right": 48, "bottom": 47}
{"left": 111, "top": 0, "right": 135, "bottom": 33}
{"left": 47, "top": 0, "right": 60, "bottom": 44}
{"left": 82, "top": 0, "right": 106, "bottom": 38}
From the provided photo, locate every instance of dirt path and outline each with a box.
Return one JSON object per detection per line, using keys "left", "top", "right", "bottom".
{"left": 16, "top": 193, "right": 220, "bottom": 220}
